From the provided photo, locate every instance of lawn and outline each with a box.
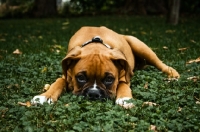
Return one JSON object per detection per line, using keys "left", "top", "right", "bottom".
{"left": 0, "top": 16, "right": 200, "bottom": 131}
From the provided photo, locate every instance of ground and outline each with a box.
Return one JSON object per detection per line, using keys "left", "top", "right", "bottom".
{"left": 0, "top": 16, "right": 200, "bottom": 131}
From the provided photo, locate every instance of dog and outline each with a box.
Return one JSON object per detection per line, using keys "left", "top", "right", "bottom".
{"left": 32, "top": 26, "right": 180, "bottom": 108}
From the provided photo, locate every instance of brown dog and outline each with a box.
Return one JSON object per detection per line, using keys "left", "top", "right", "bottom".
{"left": 32, "top": 26, "right": 179, "bottom": 108}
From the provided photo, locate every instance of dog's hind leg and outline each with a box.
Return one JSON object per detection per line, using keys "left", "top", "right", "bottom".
{"left": 124, "top": 35, "right": 180, "bottom": 78}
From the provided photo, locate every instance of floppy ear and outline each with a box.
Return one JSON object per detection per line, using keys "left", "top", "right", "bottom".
{"left": 62, "top": 46, "right": 82, "bottom": 78}
{"left": 110, "top": 49, "right": 133, "bottom": 83}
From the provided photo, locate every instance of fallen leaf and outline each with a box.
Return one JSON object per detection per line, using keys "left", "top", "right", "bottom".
{"left": 53, "top": 44, "right": 62, "bottom": 49}
{"left": 38, "top": 36, "right": 43, "bottom": 39}
{"left": 178, "top": 47, "right": 188, "bottom": 51}
{"left": 18, "top": 101, "right": 31, "bottom": 107}
{"left": 0, "top": 38, "right": 6, "bottom": 41}
{"left": 23, "top": 39, "right": 28, "bottom": 43}
{"left": 165, "top": 30, "right": 175, "bottom": 33}
{"left": 163, "top": 46, "right": 168, "bottom": 49}
{"left": 149, "top": 125, "right": 157, "bottom": 132}
{"left": 187, "top": 76, "right": 199, "bottom": 82}
{"left": 143, "top": 102, "right": 157, "bottom": 107}
{"left": 13, "top": 49, "right": 22, "bottom": 55}
{"left": 41, "top": 67, "right": 48, "bottom": 73}
{"left": 186, "top": 57, "right": 200, "bottom": 64}
{"left": 131, "top": 31, "right": 137, "bottom": 35}
{"left": 26, "top": 101, "right": 31, "bottom": 107}
{"left": 62, "top": 26, "right": 68, "bottom": 30}
{"left": 196, "top": 101, "right": 200, "bottom": 105}
{"left": 62, "top": 21, "right": 69, "bottom": 25}
{"left": 190, "top": 40, "right": 196, "bottom": 43}
{"left": 65, "top": 104, "right": 69, "bottom": 107}
{"left": 177, "top": 107, "right": 182, "bottom": 112}
{"left": 140, "top": 31, "right": 147, "bottom": 35}
{"left": 56, "top": 50, "right": 60, "bottom": 53}
{"left": 0, "top": 49, "right": 7, "bottom": 54}
{"left": 43, "top": 84, "right": 50, "bottom": 91}
{"left": 7, "top": 84, "right": 20, "bottom": 88}
{"left": 144, "top": 82, "right": 148, "bottom": 89}
{"left": 1, "top": 108, "right": 8, "bottom": 118}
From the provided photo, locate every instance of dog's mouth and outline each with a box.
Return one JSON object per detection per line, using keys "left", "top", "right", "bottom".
{"left": 81, "top": 87, "right": 110, "bottom": 101}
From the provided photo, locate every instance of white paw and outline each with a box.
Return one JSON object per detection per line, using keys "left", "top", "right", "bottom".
{"left": 31, "top": 95, "right": 53, "bottom": 105}
{"left": 116, "top": 97, "right": 134, "bottom": 109}
{"left": 164, "top": 78, "right": 179, "bottom": 83}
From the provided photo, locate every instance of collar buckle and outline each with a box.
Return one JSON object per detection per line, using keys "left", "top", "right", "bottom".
{"left": 81, "top": 36, "right": 112, "bottom": 49}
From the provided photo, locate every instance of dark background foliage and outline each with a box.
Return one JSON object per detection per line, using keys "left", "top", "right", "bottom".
{"left": 0, "top": 0, "right": 199, "bottom": 18}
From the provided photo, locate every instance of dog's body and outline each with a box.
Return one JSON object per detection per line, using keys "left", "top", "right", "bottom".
{"left": 32, "top": 26, "right": 179, "bottom": 108}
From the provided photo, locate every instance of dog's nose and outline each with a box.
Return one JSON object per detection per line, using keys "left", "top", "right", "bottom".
{"left": 86, "top": 89, "right": 102, "bottom": 100}
{"left": 87, "top": 89, "right": 101, "bottom": 100}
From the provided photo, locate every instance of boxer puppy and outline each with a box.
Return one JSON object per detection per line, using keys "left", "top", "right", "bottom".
{"left": 32, "top": 26, "right": 180, "bottom": 108}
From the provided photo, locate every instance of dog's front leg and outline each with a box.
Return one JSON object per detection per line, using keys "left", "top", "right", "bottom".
{"left": 115, "top": 82, "right": 134, "bottom": 108}
{"left": 32, "top": 77, "right": 66, "bottom": 104}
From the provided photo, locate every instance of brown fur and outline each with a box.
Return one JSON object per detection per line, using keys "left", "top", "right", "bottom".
{"left": 40, "top": 26, "right": 180, "bottom": 102}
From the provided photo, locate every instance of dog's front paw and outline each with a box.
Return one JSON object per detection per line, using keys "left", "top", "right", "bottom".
{"left": 31, "top": 95, "right": 53, "bottom": 105}
{"left": 116, "top": 97, "right": 135, "bottom": 109}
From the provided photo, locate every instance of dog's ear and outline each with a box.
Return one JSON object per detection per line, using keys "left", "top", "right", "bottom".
{"left": 110, "top": 49, "right": 133, "bottom": 83}
{"left": 62, "top": 46, "right": 82, "bottom": 78}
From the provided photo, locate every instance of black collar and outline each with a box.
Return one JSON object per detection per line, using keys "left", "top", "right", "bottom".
{"left": 81, "top": 36, "right": 112, "bottom": 49}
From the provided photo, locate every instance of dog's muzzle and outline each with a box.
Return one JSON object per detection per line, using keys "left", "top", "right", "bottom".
{"left": 82, "top": 87, "right": 108, "bottom": 101}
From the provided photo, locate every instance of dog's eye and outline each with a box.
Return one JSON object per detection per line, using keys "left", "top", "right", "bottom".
{"left": 104, "top": 76, "right": 114, "bottom": 86}
{"left": 76, "top": 74, "right": 87, "bottom": 83}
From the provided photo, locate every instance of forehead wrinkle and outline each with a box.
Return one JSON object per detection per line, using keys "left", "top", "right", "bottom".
{"left": 86, "top": 54, "right": 106, "bottom": 77}
{"left": 75, "top": 53, "right": 115, "bottom": 79}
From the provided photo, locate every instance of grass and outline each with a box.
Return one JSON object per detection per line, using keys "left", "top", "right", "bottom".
{"left": 0, "top": 16, "right": 200, "bottom": 131}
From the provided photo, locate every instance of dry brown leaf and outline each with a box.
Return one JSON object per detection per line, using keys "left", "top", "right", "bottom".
{"left": 196, "top": 101, "right": 200, "bottom": 105}
{"left": 0, "top": 38, "right": 6, "bottom": 41}
{"left": 62, "top": 26, "right": 68, "bottom": 30}
{"left": 1, "top": 108, "right": 8, "bottom": 118}
{"left": 140, "top": 31, "right": 147, "bottom": 35}
{"left": 43, "top": 84, "right": 50, "bottom": 91}
{"left": 38, "top": 36, "right": 43, "bottom": 39}
{"left": 163, "top": 46, "right": 168, "bottom": 49}
{"left": 7, "top": 84, "right": 20, "bottom": 89}
{"left": 165, "top": 30, "right": 175, "bottom": 33}
{"left": 143, "top": 102, "right": 157, "bottom": 107}
{"left": 41, "top": 67, "right": 48, "bottom": 73}
{"left": 23, "top": 39, "right": 28, "bottom": 43}
{"left": 144, "top": 82, "right": 148, "bottom": 89}
{"left": 62, "top": 21, "right": 69, "bottom": 25}
{"left": 13, "top": 49, "right": 22, "bottom": 55}
{"left": 186, "top": 57, "right": 200, "bottom": 64}
{"left": 26, "top": 101, "right": 31, "bottom": 107}
{"left": 53, "top": 44, "right": 62, "bottom": 49}
{"left": 190, "top": 40, "right": 196, "bottom": 43}
{"left": 187, "top": 76, "right": 199, "bottom": 82}
{"left": 149, "top": 125, "right": 157, "bottom": 132}
{"left": 56, "top": 50, "right": 60, "bottom": 53}
{"left": 177, "top": 107, "right": 182, "bottom": 112}
{"left": 18, "top": 101, "right": 31, "bottom": 107}
{"left": 178, "top": 47, "right": 188, "bottom": 51}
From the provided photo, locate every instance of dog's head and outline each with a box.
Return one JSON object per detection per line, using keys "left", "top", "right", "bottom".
{"left": 62, "top": 44, "right": 133, "bottom": 100}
